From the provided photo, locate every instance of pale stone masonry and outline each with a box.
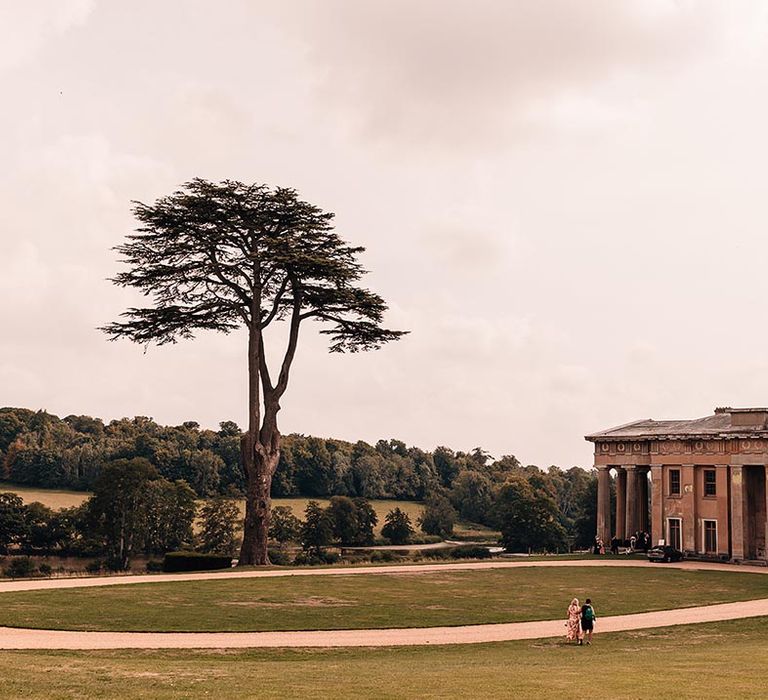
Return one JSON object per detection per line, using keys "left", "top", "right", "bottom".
{"left": 586, "top": 407, "right": 768, "bottom": 562}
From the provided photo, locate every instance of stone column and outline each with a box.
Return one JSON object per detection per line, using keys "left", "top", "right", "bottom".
{"left": 650, "top": 465, "right": 663, "bottom": 544}
{"left": 730, "top": 465, "right": 745, "bottom": 560}
{"left": 625, "top": 465, "right": 638, "bottom": 538}
{"left": 596, "top": 466, "right": 611, "bottom": 544}
{"left": 638, "top": 468, "right": 649, "bottom": 533}
{"left": 681, "top": 463, "right": 696, "bottom": 553}
{"left": 763, "top": 465, "right": 768, "bottom": 560}
{"left": 615, "top": 468, "right": 626, "bottom": 540}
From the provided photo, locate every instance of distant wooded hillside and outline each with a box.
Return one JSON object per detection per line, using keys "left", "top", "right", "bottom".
{"left": 0, "top": 407, "right": 597, "bottom": 545}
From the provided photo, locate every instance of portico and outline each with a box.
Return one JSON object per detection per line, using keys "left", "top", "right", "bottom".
{"left": 586, "top": 407, "right": 768, "bottom": 562}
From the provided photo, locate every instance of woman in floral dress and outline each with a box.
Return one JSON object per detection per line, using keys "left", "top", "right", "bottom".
{"left": 565, "top": 598, "right": 582, "bottom": 643}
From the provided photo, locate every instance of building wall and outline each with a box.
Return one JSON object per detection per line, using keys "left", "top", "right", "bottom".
{"left": 594, "top": 438, "right": 768, "bottom": 561}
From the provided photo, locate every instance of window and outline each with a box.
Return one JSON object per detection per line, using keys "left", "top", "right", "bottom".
{"left": 704, "top": 520, "right": 717, "bottom": 553}
{"left": 704, "top": 469, "right": 717, "bottom": 497}
{"left": 668, "top": 518, "right": 682, "bottom": 550}
{"left": 669, "top": 469, "right": 681, "bottom": 496}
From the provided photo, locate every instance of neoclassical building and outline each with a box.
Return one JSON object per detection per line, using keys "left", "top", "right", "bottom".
{"left": 586, "top": 407, "right": 768, "bottom": 562}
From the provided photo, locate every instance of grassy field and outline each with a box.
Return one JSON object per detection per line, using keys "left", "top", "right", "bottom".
{"left": 0, "top": 483, "right": 496, "bottom": 539}
{"left": 0, "top": 618, "right": 767, "bottom": 699}
{"left": 1, "top": 566, "right": 767, "bottom": 632}
{"left": 259, "top": 497, "right": 426, "bottom": 537}
{"left": 0, "top": 483, "right": 87, "bottom": 509}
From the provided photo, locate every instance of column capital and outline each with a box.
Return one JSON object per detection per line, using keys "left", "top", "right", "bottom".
{"left": 595, "top": 465, "right": 610, "bottom": 471}
{"left": 623, "top": 464, "right": 638, "bottom": 471}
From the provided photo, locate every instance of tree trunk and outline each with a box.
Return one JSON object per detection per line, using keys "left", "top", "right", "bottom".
{"left": 238, "top": 435, "right": 280, "bottom": 566}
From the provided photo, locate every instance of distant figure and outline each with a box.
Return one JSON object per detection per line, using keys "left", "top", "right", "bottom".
{"left": 630, "top": 534, "right": 636, "bottom": 551}
{"left": 610, "top": 536, "right": 619, "bottom": 555}
{"left": 565, "top": 598, "right": 582, "bottom": 644}
{"left": 580, "top": 598, "right": 596, "bottom": 645}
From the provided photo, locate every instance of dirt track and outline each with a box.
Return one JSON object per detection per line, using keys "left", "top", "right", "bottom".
{"left": 1, "top": 559, "right": 767, "bottom": 649}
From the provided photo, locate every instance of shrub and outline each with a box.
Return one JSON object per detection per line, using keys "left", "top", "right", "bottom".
{"left": 105, "top": 557, "right": 129, "bottom": 572}
{"left": 341, "top": 552, "right": 372, "bottom": 564}
{"left": 145, "top": 560, "right": 164, "bottom": 572}
{"left": 3, "top": 557, "right": 36, "bottom": 579}
{"left": 419, "top": 545, "right": 491, "bottom": 560}
{"left": 370, "top": 550, "right": 406, "bottom": 563}
{"left": 37, "top": 562, "right": 53, "bottom": 577}
{"left": 85, "top": 560, "right": 103, "bottom": 574}
{"left": 267, "top": 547, "right": 292, "bottom": 566}
{"left": 163, "top": 551, "right": 233, "bottom": 572}
{"left": 448, "top": 545, "right": 492, "bottom": 559}
{"left": 421, "top": 548, "right": 452, "bottom": 560}
{"left": 293, "top": 550, "right": 340, "bottom": 566}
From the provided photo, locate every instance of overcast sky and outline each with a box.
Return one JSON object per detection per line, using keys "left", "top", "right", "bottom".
{"left": 3, "top": 1, "right": 768, "bottom": 469}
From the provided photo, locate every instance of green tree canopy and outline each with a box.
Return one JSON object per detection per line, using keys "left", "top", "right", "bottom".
{"left": 418, "top": 493, "right": 457, "bottom": 538}
{"left": 87, "top": 457, "right": 160, "bottom": 570}
{"left": 381, "top": 507, "right": 414, "bottom": 545}
{"left": 493, "top": 474, "right": 567, "bottom": 553}
{"left": 198, "top": 498, "right": 241, "bottom": 555}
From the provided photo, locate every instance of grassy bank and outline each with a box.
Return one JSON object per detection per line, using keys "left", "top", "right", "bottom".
{"left": 1, "top": 566, "right": 767, "bottom": 632}
{"left": 0, "top": 618, "right": 767, "bottom": 699}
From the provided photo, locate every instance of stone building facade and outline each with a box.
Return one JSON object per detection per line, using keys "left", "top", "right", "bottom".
{"left": 585, "top": 407, "right": 768, "bottom": 562}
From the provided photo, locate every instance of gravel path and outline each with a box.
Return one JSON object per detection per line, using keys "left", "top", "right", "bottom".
{"left": 1, "top": 559, "right": 767, "bottom": 649}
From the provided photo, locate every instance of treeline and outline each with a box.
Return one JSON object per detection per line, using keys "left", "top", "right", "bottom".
{"left": 0, "top": 407, "right": 597, "bottom": 547}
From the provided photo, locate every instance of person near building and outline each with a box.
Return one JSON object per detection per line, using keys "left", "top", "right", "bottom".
{"left": 580, "top": 598, "right": 596, "bottom": 645}
{"left": 565, "top": 598, "right": 582, "bottom": 644}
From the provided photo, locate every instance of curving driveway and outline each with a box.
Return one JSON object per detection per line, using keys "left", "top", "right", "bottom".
{"left": 1, "top": 559, "right": 767, "bottom": 649}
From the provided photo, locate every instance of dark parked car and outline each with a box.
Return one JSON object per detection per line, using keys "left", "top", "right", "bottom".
{"left": 647, "top": 545, "right": 684, "bottom": 563}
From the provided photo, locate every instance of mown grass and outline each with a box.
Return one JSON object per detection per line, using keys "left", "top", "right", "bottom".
{"left": 1, "top": 566, "right": 767, "bottom": 632}
{"left": 1, "top": 618, "right": 767, "bottom": 699}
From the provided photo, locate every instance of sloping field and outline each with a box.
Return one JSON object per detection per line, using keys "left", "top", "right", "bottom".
{"left": 0, "top": 483, "right": 88, "bottom": 509}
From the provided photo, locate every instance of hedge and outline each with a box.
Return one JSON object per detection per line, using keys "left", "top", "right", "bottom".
{"left": 163, "top": 552, "right": 234, "bottom": 572}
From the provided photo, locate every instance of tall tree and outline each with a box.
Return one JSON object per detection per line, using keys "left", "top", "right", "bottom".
{"left": 493, "top": 474, "right": 567, "bottom": 553}
{"left": 87, "top": 458, "right": 159, "bottom": 570}
{"left": 0, "top": 492, "right": 27, "bottom": 554}
{"left": 101, "top": 179, "right": 406, "bottom": 564}
{"left": 198, "top": 498, "right": 241, "bottom": 554}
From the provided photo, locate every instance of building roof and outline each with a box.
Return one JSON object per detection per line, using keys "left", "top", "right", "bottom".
{"left": 585, "top": 407, "right": 768, "bottom": 442}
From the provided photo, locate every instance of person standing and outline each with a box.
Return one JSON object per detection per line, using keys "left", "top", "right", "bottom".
{"left": 565, "top": 598, "right": 582, "bottom": 644}
{"left": 580, "top": 598, "right": 596, "bottom": 645}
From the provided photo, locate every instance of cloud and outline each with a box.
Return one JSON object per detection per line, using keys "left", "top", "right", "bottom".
{"left": 276, "top": 0, "right": 761, "bottom": 147}
{"left": 0, "top": 1, "right": 94, "bottom": 72}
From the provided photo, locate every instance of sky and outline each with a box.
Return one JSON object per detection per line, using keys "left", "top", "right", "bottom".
{"left": 3, "top": 1, "right": 768, "bottom": 469}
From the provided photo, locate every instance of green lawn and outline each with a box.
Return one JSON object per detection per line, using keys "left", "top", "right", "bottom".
{"left": 0, "top": 618, "right": 767, "bottom": 699}
{"left": 2, "top": 566, "right": 767, "bottom": 632}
